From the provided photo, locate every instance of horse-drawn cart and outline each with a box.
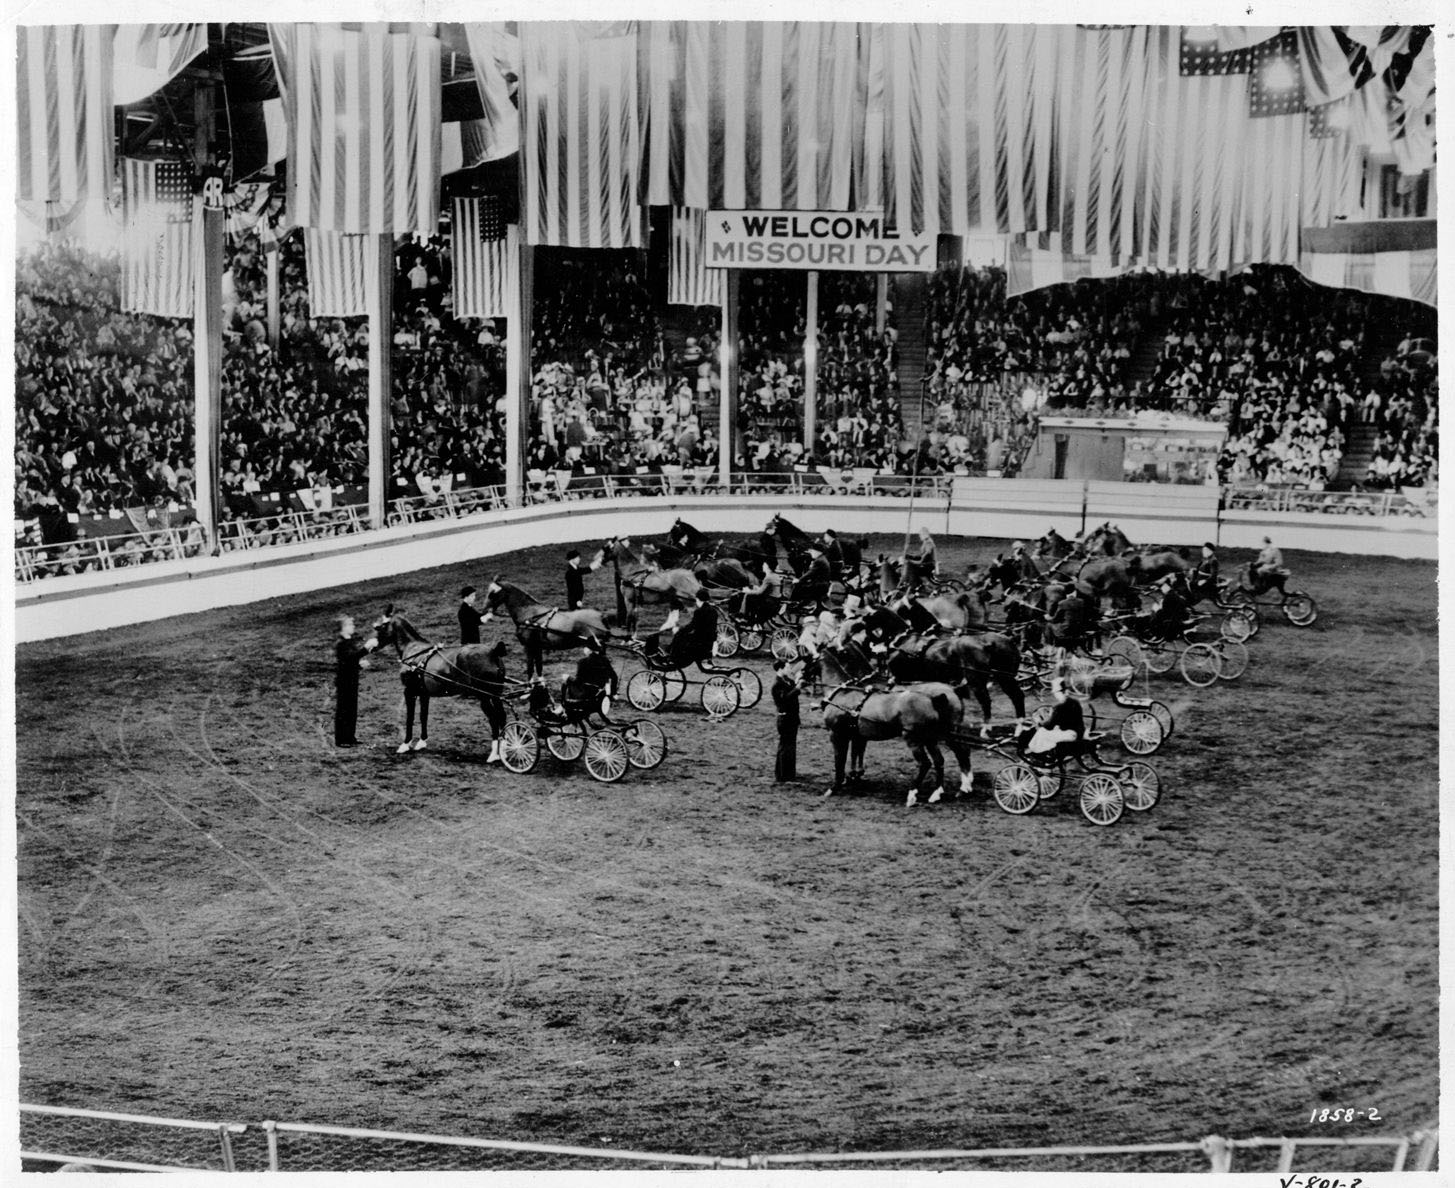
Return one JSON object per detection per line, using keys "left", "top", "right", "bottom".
{"left": 497, "top": 679, "right": 668, "bottom": 782}
{"left": 623, "top": 649, "right": 764, "bottom": 719}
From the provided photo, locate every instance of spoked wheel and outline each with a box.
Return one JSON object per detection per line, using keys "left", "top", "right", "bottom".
{"left": 701, "top": 675, "right": 741, "bottom": 719}
{"left": 498, "top": 721, "right": 540, "bottom": 774}
{"left": 1179, "top": 642, "right": 1222, "bottom": 687}
{"left": 728, "top": 666, "right": 763, "bottom": 708}
{"left": 1119, "top": 761, "right": 1161, "bottom": 812}
{"left": 583, "top": 729, "right": 629, "bottom": 782}
{"left": 661, "top": 668, "right": 688, "bottom": 702}
{"left": 1141, "top": 640, "right": 1176, "bottom": 675}
{"left": 1103, "top": 635, "right": 1145, "bottom": 674}
{"left": 1147, "top": 700, "right": 1174, "bottom": 738}
{"left": 623, "top": 720, "right": 667, "bottom": 769}
{"left": 1222, "top": 584, "right": 1255, "bottom": 608}
{"left": 770, "top": 627, "right": 800, "bottom": 661}
{"left": 1220, "top": 608, "right": 1256, "bottom": 642}
{"left": 1036, "top": 766, "right": 1064, "bottom": 800}
{"left": 546, "top": 722, "right": 586, "bottom": 762}
{"left": 1214, "top": 639, "right": 1249, "bottom": 681}
{"left": 992, "top": 763, "right": 1041, "bottom": 815}
{"left": 1078, "top": 772, "right": 1125, "bottom": 826}
{"left": 626, "top": 670, "right": 665, "bottom": 711}
{"left": 1237, "top": 606, "right": 1262, "bottom": 638}
{"left": 1282, "top": 591, "right": 1318, "bottom": 627}
{"left": 1119, "top": 709, "right": 1164, "bottom": 756}
{"left": 1064, "top": 655, "right": 1099, "bottom": 698}
{"left": 714, "top": 620, "right": 740, "bottom": 658}
{"left": 738, "top": 627, "right": 765, "bottom": 653}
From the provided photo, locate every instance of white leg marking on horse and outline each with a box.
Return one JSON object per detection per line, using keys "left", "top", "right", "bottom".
{"left": 487, "top": 741, "right": 501, "bottom": 764}
{"left": 906, "top": 787, "right": 918, "bottom": 807}
{"left": 929, "top": 785, "right": 944, "bottom": 804}
{"left": 960, "top": 771, "right": 974, "bottom": 795}
{"left": 411, "top": 738, "right": 427, "bottom": 752}
{"left": 396, "top": 742, "right": 412, "bottom": 755}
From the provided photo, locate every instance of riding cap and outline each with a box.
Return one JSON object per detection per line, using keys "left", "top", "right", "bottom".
{"left": 460, "top": 586, "right": 476, "bottom": 598}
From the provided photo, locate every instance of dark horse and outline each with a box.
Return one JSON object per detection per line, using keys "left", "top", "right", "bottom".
{"left": 372, "top": 609, "right": 510, "bottom": 759}
{"left": 602, "top": 538, "right": 701, "bottom": 636}
{"left": 482, "top": 579, "right": 611, "bottom": 678}
{"left": 813, "top": 647, "right": 974, "bottom": 806}
{"left": 668, "top": 518, "right": 776, "bottom": 572}
{"left": 767, "top": 514, "right": 867, "bottom": 579}
{"left": 884, "top": 631, "right": 1026, "bottom": 730}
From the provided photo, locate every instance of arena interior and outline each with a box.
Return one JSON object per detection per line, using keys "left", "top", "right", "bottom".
{"left": 8, "top": 17, "right": 1442, "bottom": 1177}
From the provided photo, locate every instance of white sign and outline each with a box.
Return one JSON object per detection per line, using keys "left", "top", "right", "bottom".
{"left": 705, "top": 210, "right": 936, "bottom": 272}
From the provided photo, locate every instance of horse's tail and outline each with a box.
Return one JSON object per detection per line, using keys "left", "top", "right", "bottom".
{"left": 930, "top": 691, "right": 958, "bottom": 733}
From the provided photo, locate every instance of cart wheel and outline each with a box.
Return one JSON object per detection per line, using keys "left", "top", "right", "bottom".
{"left": 770, "top": 627, "right": 800, "bottom": 660}
{"left": 626, "top": 670, "right": 665, "bottom": 711}
{"left": 992, "top": 763, "right": 1041, "bottom": 815}
{"left": 1103, "top": 635, "right": 1145, "bottom": 674}
{"left": 1078, "top": 773, "right": 1124, "bottom": 825}
{"left": 1238, "top": 606, "right": 1262, "bottom": 637}
{"left": 1142, "top": 640, "right": 1176, "bottom": 674}
{"left": 739, "top": 627, "right": 765, "bottom": 653}
{"left": 584, "top": 729, "right": 629, "bottom": 783}
{"left": 1119, "top": 761, "right": 1161, "bottom": 812}
{"left": 1282, "top": 591, "right": 1318, "bottom": 627}
{"left": 546, "top": 722, "right": 586, "bottom": 762}
{"left": 1152, "top": 695, "right": 1175, "bottom": 733}
{"left": 1222, "top": 584, "right": 1254, "bottom": 608}
{"left": 662, "top": 668, "right": 688, "bottom": 702}
{"left": 498, "top": 721, "right": 540, "bottom": 774}
{"left": 1037, "top": 767, "right": 1064, "bottom": 799}
{"left": 730, "top": 667, "right": 763, "bottom": 708}
{"left": 701, "top": 675, "right": 741, "bottom": 719}
{"left": 624, "top": 720, "right": 667, "bottom": 769}
{"left": 714, "top": 620, "right": 740, "bottom": 658}
{"left": 1179, "top": 643, "right": 1221, "bottom": 687}
{"left": 1119, "top": 709, "right": 1164, "bottom": 756}
{"left": 1214, "top": 639, "right": 1249, "bottom": 681}
{"left": 1220, "top": 608, "right": 1255, "bottom": 642}
{"left": 1064, "top": 655, "right": 1098, "bottom": 698}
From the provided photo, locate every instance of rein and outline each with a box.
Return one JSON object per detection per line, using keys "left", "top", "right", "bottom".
{"left": 393, "top": 638, "right": 510, "bottom": 704}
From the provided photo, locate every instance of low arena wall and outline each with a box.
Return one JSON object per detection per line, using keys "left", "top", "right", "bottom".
{"left": 12, "top": 484, "right": 1437, "bottom": 642}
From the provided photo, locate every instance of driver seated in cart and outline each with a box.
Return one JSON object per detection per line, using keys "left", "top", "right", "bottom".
{"left": 1017, "top": 676, "right": 1087, "bottom": 764}
{"left": 1146, "top": 573, "right": 1197, "bottom": 642}
{"left": 645, "top": 588, "right": 720, "bottom": 669}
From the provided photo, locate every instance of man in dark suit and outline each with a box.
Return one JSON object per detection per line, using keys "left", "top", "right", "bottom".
{"left": 458, "top": 586, "right": 484, "bottom": 644}
{"left": 771, "top": 659, "right": 803, "bottom": 782}
{"left": 565, "top": 547, "right": 605, "bottom": 610}
{"left": 334, "top": 615, "right": 378, "bottom": 746}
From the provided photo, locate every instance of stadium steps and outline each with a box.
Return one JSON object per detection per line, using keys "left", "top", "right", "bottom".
{"left": 1335, "top": 422, "right": 1379, "bottom": 487}
{"left": 1122, "top": 312, "right": 1173, "bottom": 389}
{"left": 893, "top": 273, "right": 930, "bottom": 438}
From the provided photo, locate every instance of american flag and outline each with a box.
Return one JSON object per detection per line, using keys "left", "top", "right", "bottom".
{"left": 1247, "top": 29, "right": 1306, "bottom": 118}
{"left": 451, "top": 196, "right": 517, "bottom": 320}
{"left": 519, "top": 22, "right": 643, "bottom": 248}
{"left": 16, "top": 25, "right": 114, "bottom": 206}
{"left": 667, "top": 207, "right": 723, "bottom": 308}
{"left": 121, "top": 158, "right": 196, "bottom": 319}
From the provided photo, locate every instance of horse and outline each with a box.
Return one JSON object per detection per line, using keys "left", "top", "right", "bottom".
{"left": 1080, "top": 522, "right": 1134, "bottom": 557}
{"left": 1033, "top": 527, "right": 1075, "bottom": 560}
{"left": 813, "top": 646, "right": 975, "bottom": 806}
{"left": 603, "top": 539, "right": 704, "bottom": 636}
{"left": 883, "top": 632, "right": 1026, "bottom": 730}
{"left": 372, "top": 608, "right": 510, "bottom": 759}
{"left": 1128, "top": 549, "right": 1190, "bottom": 583}
{"left": 768, "top": 514, "right": 866, "bottom": 579}
{"left": 669, "top": 518, "right": 776, "bottom": 572}
{"left": 1074, "top": 556, "right": 1142, "bottom": 610}
{"left": 481, "top": 578, "right": 611, "bottom": 678}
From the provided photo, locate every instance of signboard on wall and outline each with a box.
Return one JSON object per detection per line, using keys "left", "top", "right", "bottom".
{"left": 705, "top": 210, "right": 936, "bottom": 272}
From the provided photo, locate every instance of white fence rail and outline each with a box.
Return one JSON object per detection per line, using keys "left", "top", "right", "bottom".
{"left": 18, "top": 1105, "right": 1438, "bottom": 1173}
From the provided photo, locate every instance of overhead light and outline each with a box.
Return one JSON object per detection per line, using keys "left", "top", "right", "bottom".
{"left": 1261, "top": 58, "right": 1298, "bottom": 92}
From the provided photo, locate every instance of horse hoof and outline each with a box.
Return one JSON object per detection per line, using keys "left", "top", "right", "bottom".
{"left": 823, "top": 787, "right": 837, "bottom": 799}
{"left": 396, "top": 743, "right": 412, "bottom": 755}
{"left": 929, "top": 787, "right": 944, "bottom": 804}
{"left": 411, "top": 739, "right": 428, "bottom": 751}
{"left": 906, "top": 788, "right": 918, "bottom": 807}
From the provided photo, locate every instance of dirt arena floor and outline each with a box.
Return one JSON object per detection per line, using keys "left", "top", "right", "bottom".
{"left": 14, "top": 532, "right": 1438, "bottom": 1169}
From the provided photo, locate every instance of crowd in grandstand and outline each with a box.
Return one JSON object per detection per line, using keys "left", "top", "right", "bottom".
{"left": 15, "top": 232, "right": 1438, "bottom": 577}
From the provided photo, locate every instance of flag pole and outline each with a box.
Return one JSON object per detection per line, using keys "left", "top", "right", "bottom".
{"left": 803, "top": 270, "right": 819, "bottom": 451}
{"left": 366, "top": 234, "right": 394, "bottom": 529}
{"left": 193, "top": 191, "right": 225, "bottom": 553}
{"left": 505, "top": 226, "right": 531, "bottom": 507}
{"left": 265, "top": 247, "right": 280, "bottom": 348}
{"left": 719, "top": 268, "right": 740, "bottom": 489}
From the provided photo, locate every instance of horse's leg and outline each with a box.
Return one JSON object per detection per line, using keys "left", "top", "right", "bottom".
{"left": 398, "top": 688, "right": 416, "bottom": 754}
{"left": 481, "top": 698, "right": 502, "bottom": 763}
{"left": 906, "top": 743, "right": 930, "bottom": 806}
{"left": 999, "top": 671, "right": 1027, "bottom": 722}
{"left": 969, "top": 678, "right": 993, "bottom": 731}
{"left": 413, "top": 695, "right": 429, "bottom": 751}
{"left": 826, "top": 726, "right": 848, "bottom": 798}
{"left": 851, "top": 736, "right": 867, "bottom": 782}
{"left": 926, "top": 741, "right": 948, "bottom": 804}
{"left": 949, "top": 738, "right": 975, "bottom": 797}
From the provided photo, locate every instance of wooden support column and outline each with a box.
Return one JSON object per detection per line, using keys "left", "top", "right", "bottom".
{"left": 803, "top": 270, "right": 819, "bottom": 450}
{"left": 719, "top": 269, "right": 740, "bottom": 487}
{"left": 366, "top": 234, "right": 394, "bottom": 530}
{"left": 265, "top": 248, "right": 280, "bottom": 347}
{"left": 875, "top": 273, "right": 888, "bottom": 334}
{"left": 505, "top": 228, "right": 532, "bottom": 506}
{"left": 192, "top": 199, "right": 224, "bottom": 550}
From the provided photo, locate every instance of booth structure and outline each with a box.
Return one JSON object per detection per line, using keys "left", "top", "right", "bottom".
{"left": 1019, "top": 414, "right": 1228, "bottom": 484}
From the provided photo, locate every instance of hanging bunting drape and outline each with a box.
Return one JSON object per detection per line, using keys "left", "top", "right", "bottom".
{"left": 17, "top": 25, "right": 115, "bottom": 207}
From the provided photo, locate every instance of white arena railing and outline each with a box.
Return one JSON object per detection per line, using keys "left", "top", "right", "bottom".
{"left": 17, "top": 1104, "right": 1439, "bottom": 1173}
{"left": 12, "top": 470, "right": 1436, "bottom": 587}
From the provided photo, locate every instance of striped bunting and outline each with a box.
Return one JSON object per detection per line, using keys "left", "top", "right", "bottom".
{"left": 276, "top": 23, "right": 442, "bottom": 236}
{"left": 304, "top": 229, "right": 369, "bottom": 317}
{"left": 519, "top": 22, "right": 643, "bottom": 248}
{"left": 1299, "top": 248, "right": 1437, "bottom": 308}
{"left": 17, "top": 25, "right": 115, "bottom": 207}
{"left": 667, "top": 207, "right": 723, "bottom": 308}
{"left": 451, "top": 197, "right": 517, "bottom": 320}
{"left": 644, "top": 21, "right": 865, "bottom": 213}
{"left": 121, "top": 158, "right": 195, "bottom": 319}
{"left": 461, "top": 22, "right": 522, "bottom": 164}
{"left": 113, "top": 24, "right": 208, "bottom": 105}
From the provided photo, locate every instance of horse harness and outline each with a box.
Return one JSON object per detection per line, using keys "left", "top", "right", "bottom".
{"left": 396, "top": 642, "right": 505, "bottom": 702}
